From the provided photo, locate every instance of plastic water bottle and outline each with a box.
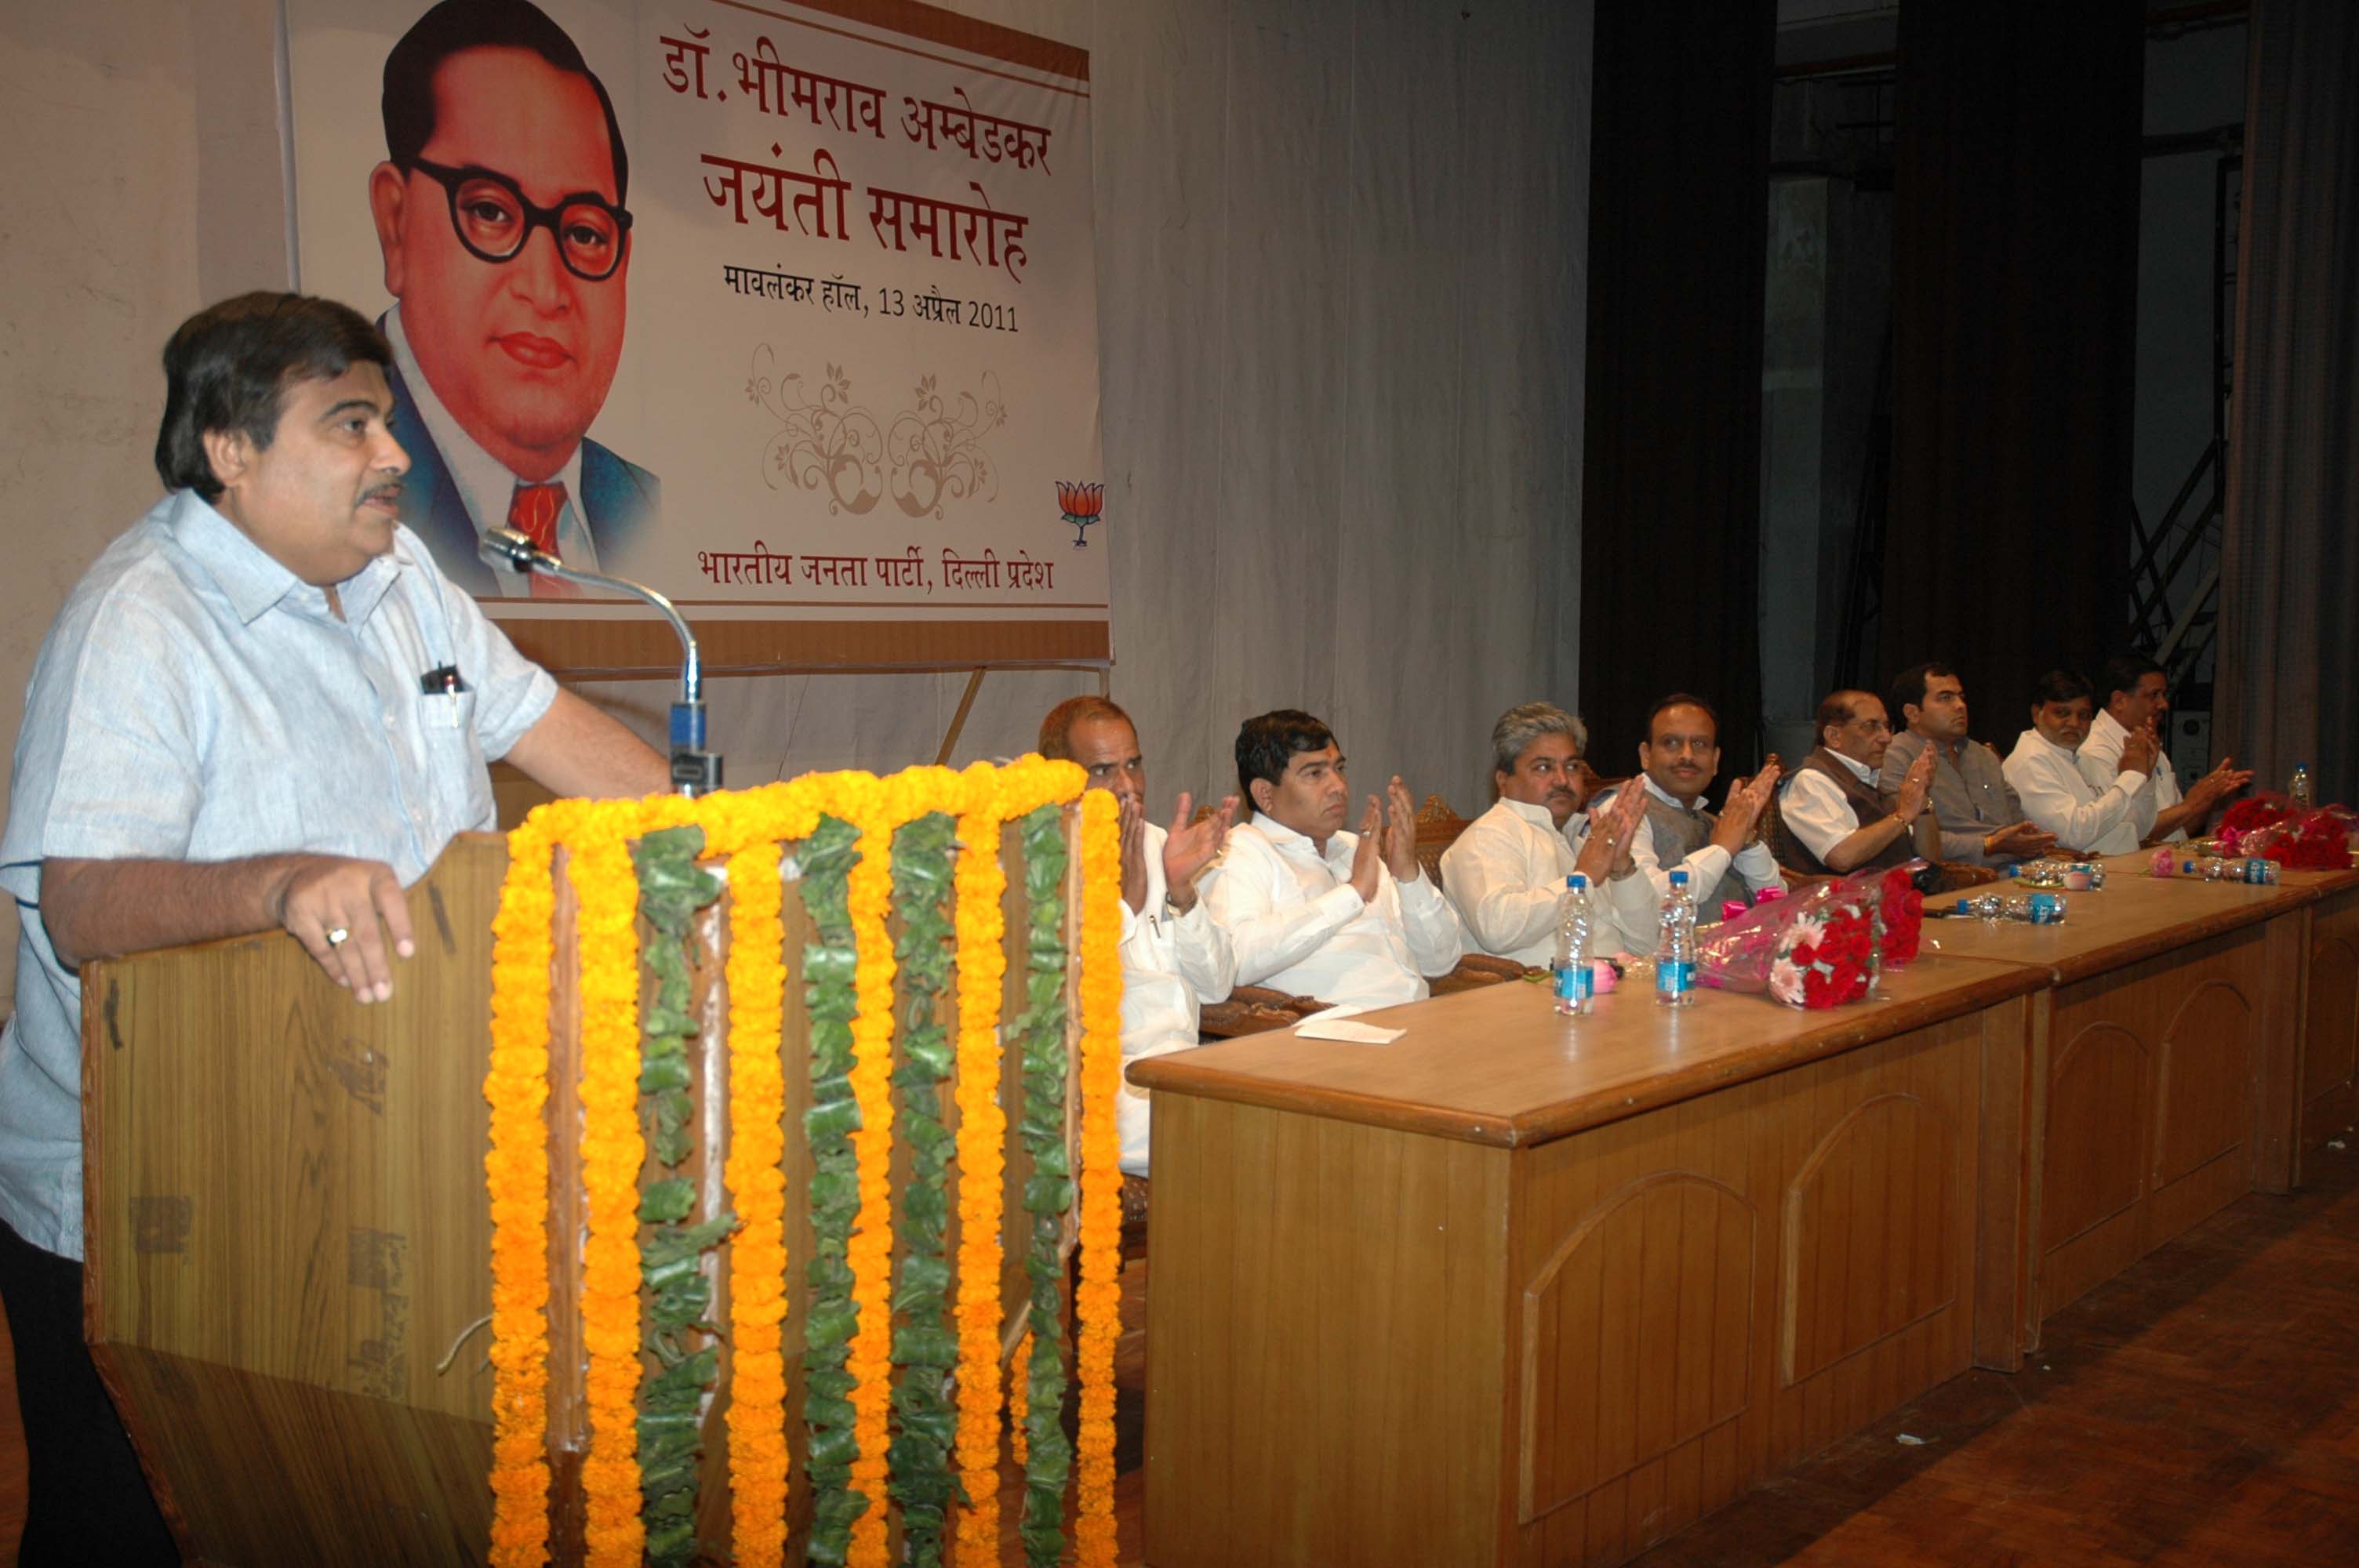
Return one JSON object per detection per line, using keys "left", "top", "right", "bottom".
{"left": 1656, "top": 869, "right": 1697, "bottom": 1007}
{"left": 1552, "top": 873, "right": 1594, "bottom": 1017}
{"left": 2290, "top": 762, "right": 2312, "bottom": 810}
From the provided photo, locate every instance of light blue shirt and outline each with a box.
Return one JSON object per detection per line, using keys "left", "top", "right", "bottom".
{"left": 0, "top": 489, "right": 557, "bottom": 1258}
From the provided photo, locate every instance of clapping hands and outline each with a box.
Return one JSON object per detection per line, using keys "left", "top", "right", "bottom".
{"left": 1347, "top": 776, "right": 1422, "bottom": 903}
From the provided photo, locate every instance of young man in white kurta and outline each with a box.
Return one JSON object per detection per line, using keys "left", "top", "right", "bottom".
{"left": 1203, "top": 710, "right": 1463, "bottom": 1010}
{"left": 1040, "top": 697, "right": 1237, "bottom": 1176}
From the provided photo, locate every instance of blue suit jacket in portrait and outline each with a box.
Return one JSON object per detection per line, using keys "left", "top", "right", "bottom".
{"left": 383, "top": 358, "right": 660, "bottom": 596}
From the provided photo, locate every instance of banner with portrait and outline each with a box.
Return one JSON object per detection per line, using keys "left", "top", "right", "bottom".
{"left": 289, "top": 0, "right": 1105, "bottom": 674}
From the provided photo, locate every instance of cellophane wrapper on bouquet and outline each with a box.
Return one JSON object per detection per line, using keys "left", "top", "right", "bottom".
{"left": 2229, "top": 807, "right": 2357, "bottom": 871}
{"left": 1699, "top": 864, "right": 1911, "bottom": 1008}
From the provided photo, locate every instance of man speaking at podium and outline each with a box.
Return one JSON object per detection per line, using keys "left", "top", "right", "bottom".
{"left": 0, "top": 292, "right": 666, "bottom": 1559}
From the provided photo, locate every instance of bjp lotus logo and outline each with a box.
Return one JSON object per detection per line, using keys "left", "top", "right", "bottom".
{"left": 1056, "top": 480, "right": 1103, "bottom": 546}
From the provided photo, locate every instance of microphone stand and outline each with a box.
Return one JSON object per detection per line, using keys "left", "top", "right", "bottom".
{"left": 478, "top": 528, "right": 722, "bottom": 797}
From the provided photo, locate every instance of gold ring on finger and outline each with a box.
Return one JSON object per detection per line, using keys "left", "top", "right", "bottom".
{"left": 325, "top": 927, "right": 350, "bottom": 948}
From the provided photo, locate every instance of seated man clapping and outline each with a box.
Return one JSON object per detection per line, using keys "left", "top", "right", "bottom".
{"left": 1038, "top": 696, "right": 1236, "bottom": 1177}
{"left": 2001, "top": 669, "right": 2159, "bottom": 855}
{"left": 1201, "top": 710, "right": 1463, "bottom": 1010}
{"left": 1441, "top": 702, "right": 1651, "bottom": 961}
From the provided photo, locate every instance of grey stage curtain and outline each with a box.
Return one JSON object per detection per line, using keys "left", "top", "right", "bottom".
{"left": 2213, "top": 0, "right": 2359, "bottom": 800}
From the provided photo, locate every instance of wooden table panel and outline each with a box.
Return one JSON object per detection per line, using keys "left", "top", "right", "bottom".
{"left": 1142, "top": 963, "right": 2014, "bottom": 1568}
{"left": 2299, "top": 881, "right": 2359, "bottom": 1162}
{"left": 1141, "top": 1097, "right": 1510, "bottom": 1568}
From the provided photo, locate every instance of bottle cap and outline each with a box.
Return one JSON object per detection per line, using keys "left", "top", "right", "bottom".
{"left": 1568, "top": 873, "right": 1588, "bottom": 891}
{"left": 1669, "top": 869, "right": 1689, "bottom": 886}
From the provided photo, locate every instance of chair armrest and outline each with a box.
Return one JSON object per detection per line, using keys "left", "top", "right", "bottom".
{"left": 1427, "top": 955, "right": 1540, "bottom": 996}
{"left": 1197, "top": 985, "right": 1333, "bottom": 1040}
{"left": 1928, "top": 862, "right": 2002, "bottom": 893}
{"left": 1453, "top": 953, "right": 1532, "bottom": 982}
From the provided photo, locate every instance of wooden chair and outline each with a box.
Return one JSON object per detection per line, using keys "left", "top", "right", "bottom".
{"left": 1413, "top": 794, "right": 1549, "bottom": 993}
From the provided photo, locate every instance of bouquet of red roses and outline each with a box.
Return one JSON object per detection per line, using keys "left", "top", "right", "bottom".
{"left": 1699, "top": 874, "right": 1882, "bottom": 1008}
{"left": 2234, "top": 806, "right": 2357, "bottom": 871}
{"left": 1874, "top": 862, "right": 1928, "bottom": 966}
{"left": 2218, "top": 794, "right": 2294, "bottom": 855}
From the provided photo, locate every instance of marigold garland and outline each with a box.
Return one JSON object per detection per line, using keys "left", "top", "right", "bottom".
{"left": 723, "top": 836, "right": 792, "bottom": 1568}
{"left": 1007, "top": 1331, "right": 1032, "bottom": 1465}
{"left": 482, "top": 760, "right": 1113, "bottom": 1566}
{"left": 485, "top": 811, "right": 562, "bottom": 1568}
{"left": 951, "top": 767, "right": 1012, "bottom": 1561}
{"left": 570, "top": 829, "right": 649, "bottom": 1568}
{"left": 1071, "top": 789, "right": 1126, "bottom": 1568}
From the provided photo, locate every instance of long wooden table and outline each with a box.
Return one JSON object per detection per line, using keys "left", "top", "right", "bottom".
{"left": 1919, "top": 855, "right": 2359, "bottom": 1341}
{"left": 1132, "top": 851, "right": 2359, "bottom": 1568}
{"left": 2284, "top": 866, "right": 2359, "bottom": 1174}
{"left": 1132, "top": 955, "right": 2046, "bottom": 1568}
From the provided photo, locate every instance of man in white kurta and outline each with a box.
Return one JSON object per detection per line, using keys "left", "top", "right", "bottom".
{"left": 1441, "top": 702, "right": 1651, "bottom": 960}
{"left": 2080, "top": 655, "right": 2252, "bottom": 844}
{"left": 2002, "top": 673, "right": 2158, "bottom": 855}
{"left": 1040, "top": 697, "right": 1238, "bottom": 1176}
{"left": 1203, "top": 710, "right": 1463, "bottom": 1010}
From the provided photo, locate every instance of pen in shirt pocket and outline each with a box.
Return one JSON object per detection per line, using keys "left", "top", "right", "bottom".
{"left": 420, "top": 664, "right": 470, "bottom": 728}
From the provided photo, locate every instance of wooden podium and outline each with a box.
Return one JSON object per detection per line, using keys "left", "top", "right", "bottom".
{"left": 80, "top": 820, "right": 1082, "bottom": 1565}
{"left": 81, "top": 834, "right": 511, "bottom": 1562}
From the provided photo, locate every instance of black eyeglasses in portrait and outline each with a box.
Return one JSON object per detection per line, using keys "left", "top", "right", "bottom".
{"left": 403, "top": 158, "right": 634, "bottom": 281}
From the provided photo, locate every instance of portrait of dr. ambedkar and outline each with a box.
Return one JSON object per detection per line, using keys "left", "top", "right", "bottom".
{"left": 367, "top": 0, "right": 657, "bottom": 596}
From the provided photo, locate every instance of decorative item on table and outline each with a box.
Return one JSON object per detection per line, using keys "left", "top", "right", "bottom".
{"left": 2009, "top": 857, "right": 2103, "bottom": 890}
{"left": 1721, "top": 883, "right": 1787, "bottom": 923}
{"left": 2228, "top": 805, "right": 2357, "bottom": 872}
{"left": 1696, "top": 871, "right": 1883, "bottom": 1008}
{"left": 2150, "top": 847, "right": 2179, "bottom": 877}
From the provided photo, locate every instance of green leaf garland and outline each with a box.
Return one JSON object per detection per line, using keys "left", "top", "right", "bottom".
{"left": 1015, "top": 804, "right": 1075, "bottom": 1568}
{"left": 630, "top": 826, "right": 730, "bottom": 1568}
{"left": 886, "top": 812, "right": 960, "bottom": 1565}
{"left": 798, "top": 815, "right": 867, "bottom": 1565}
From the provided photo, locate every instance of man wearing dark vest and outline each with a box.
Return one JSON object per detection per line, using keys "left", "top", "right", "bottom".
{"left": 1616, "top": 695, "right": 1783, "bottom": 923}
{"left": 1777, "top": 689, "right": 1941, "bottom": 875}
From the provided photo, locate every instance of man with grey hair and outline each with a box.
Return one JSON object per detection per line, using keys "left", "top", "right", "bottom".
{"left": 1441, "top": 702, "right": 1651, "bottom": 963}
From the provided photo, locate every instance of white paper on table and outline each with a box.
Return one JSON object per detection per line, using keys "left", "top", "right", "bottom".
{"left": 1292, "top": 1004, "right": 1405, "bottom": 1046}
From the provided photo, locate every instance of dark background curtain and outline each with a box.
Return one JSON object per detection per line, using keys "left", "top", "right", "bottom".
{"left": 1579, "top": 1, "right": 1776, "bottom": 776}
{"left": 1880, "top": 2, "right": 2145, "bottom": 734}
{"left": 2214, "top": 0, "right": 2359, "bottom": 800}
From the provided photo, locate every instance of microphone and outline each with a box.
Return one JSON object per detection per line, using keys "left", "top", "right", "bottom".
{"left": 479, "top": 528, "right": 722, "bottom": 797}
